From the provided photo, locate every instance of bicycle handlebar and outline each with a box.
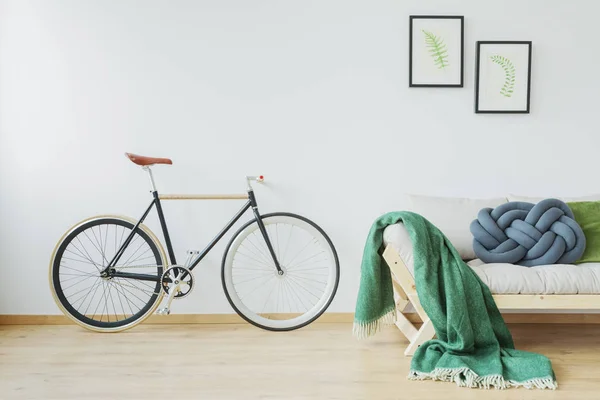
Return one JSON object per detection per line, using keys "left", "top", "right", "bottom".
{"left": 245, "top": 175, "right": 264, "bottom": 190}
{"left": 246, "top": 175, "right": 264, "bottom": 182}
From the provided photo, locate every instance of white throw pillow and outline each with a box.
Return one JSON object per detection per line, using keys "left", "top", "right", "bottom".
{"left": 407, "top": 194, "right": 508, "bottom": 260}
{"left": 508, "top": 194, "right": 600, "bottom": 203}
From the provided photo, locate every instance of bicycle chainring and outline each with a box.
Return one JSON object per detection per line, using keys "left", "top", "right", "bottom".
{"left": 161, "top": 266, "right": 194, "bottom": 299}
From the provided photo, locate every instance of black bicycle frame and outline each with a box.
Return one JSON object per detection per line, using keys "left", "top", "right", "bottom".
{"left": 104, "top": 189, "right": 282, "bottom": 283}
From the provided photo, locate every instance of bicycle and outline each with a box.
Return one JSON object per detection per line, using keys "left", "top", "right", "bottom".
{"left": 49, "top": 153, "right": 340, "bottom": 332}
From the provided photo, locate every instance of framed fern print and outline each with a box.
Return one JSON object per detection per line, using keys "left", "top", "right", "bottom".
{"left": 475, "top": 41, "right": 532, "bottom": 113}
{"left": 409, "top": 15, "right": 464, "bottom": 87}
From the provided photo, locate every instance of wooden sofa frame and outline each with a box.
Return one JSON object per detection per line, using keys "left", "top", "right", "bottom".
{"left": 382, "top": 244, "right": 600, "bottom": 356}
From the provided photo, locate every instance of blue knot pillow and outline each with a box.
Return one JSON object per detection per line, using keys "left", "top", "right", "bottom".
{"left": 470, "top": 198, "right": 586, "bottom": 266}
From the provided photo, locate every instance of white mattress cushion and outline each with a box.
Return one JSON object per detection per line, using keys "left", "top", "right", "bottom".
{"left": 383, "top": 222, "right": 600, "bottom": 295}
{"left": 406, "top": 194, "right": 507, "bottom": 260}
{"left": 467, "top": 259, "right": 600, "bottom": 294}
{"left": 508, "top": 193, "right": 600, "bottom": 203}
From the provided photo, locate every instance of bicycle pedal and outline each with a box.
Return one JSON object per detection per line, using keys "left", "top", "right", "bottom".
{"left": 156, "top": 307, "right": 171, "bottom": 316}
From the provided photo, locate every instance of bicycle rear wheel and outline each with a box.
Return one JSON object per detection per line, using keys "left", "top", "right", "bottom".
{"left": 222, "top": 213, "right": 339, "bottom": 331}
{"left": 49, "top": 216, "right": 166, "bottom": 332}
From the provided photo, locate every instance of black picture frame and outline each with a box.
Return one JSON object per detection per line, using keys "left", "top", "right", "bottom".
{"left": 409, "top": 15, "right": 464, "bottom": 88}
{"left": 475, "top": 41, "right": 532, "bottom": 114}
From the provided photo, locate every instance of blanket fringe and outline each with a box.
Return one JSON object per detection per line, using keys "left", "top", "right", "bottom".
{"left": 408, "top": 368, "right": 557, "bottom": 390}
{"left": 352, "top": 308, "right": 396, "bottom": 339}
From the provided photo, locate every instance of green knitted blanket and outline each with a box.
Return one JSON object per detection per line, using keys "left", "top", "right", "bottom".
{"left": 353, "top": 212, "right": 557, "bottom": 390}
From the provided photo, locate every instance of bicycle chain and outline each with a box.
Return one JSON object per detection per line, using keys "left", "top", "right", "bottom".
{"left": 108, "top": 264, "right": 171, "bottom": 296}
{"left": 111, "top": 264, "right": 168, "bottom": 269}
{"left": 108, "top": 278, "right": 161, "bottom": 295}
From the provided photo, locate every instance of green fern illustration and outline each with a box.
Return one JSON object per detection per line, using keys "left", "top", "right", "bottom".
{"left": 422, "top": 30, "right": 449, "bottom": 69}
{"left": 490, "top": 55, "right": 516, "bottom": 97}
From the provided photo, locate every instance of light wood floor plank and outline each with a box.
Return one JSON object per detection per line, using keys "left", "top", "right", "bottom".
{"left": 4, "top": 312, "right": 600, "bottom": 325}
{"left": 1, "top": 323, "right": 599, "bottom": 399}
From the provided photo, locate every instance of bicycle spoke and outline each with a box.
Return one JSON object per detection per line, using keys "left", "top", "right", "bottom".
{"left": 285, "top": 237, "right": 316, "bottom": 268}
{"left": 109, "top": 280, "right": 138, "bottom": 316}
{"left": 60, "top": 257, "right": 97, "bottom": 268}
{"left": 260, "top": 277, "right": 279, "bottom": 313}
{"left": 112, "top": 281, "right": 148, "bottom": 309}
{"left": 129, "top": 278, "right": 156, "bottom": 291}
{"left": 63, "top": 278, "right": 95, "bottom": 299}
{"left": 285, "top": 281, "right": 297, "bottom": 313}
{"left": 83, "top": 279, "right": 104, "bottom": 315}
{"left": 114, "top": 272, "right": 157, "bottom": 290}
{"left": 118, "top": 225, "right": 126, "bottom": 249}
{"left": 119, "top": 240, "right": 147, "bottom": 268}
{"left": 282, "top": 280, "right": 291, "bottom": 313}
{"left": 288, "top": 251, "right": 327, "bottom": 270}
{"left": 116, "top": 234, "right": 141, "bottom": 263}
{"left": 114, "top": 277, "right": 156, "bottom": 298}
{"left": 233, "top": 271, "right": 273, "bottom": 285}
{"left": 59, "top": 264, "right": 98, "bottom": 277}
{"left": 287, "top": 275, "right": 321, "bottom": 302}
{"left": 274, "top": 224, "right": 281, "bottom": 260}
{"left": 83, "top": 231, "right": 107, "bottom": 266}
{"left": 127, "top": 249, "right": 156, "bottom": 266}
{"left": 60, "top": 273, "right": 96, "bottom": 283}
{"left": 232, "top": 271, "right": 275, "bottom": 279}
{"left": 287, "top": 265, "right": 329, "bottom": 272}
{"left": 90, "top": 226, "right": 108, "bottom": 264}
{"left": 232, "top": 255, "right": 273, "bottom": 272}
{"left": 122, "top": 245, "right": 153, "bottom": 267}
{"left": 102, "top": 281, "right": 111, "bottom": 322}
{"left": 63, "top": 279, "right": 102, "bottom": 298}
{"left": 281, "top": 280, "right": 290, "bottom": 313}
{"left": 248, "top": 232, "right": 275, "bottom": 264}
{"left": 236, "top": 247, "right": 269, "bottom": 264}
{"left": 275, "top": 281, "right": 283, "bottom": 313}
{"left": 107, "top": 282, "right": 119, "bottom": 321}
{"left": 281, "top": 225, "right": 294, "bottom": 265}
{"left": 72, "top": 278, "right": 101, "bottom": 310}
{"left": 234, "top": 252, "right": 275, "bottom": 271}
{"left": 95, "top": 226, "right": 104, "bottom": 261}
{"left": 65, "top": 247, "right": 97, "bottom": 266}
{"left": 113, "top": 256, "right": 157, "bottom": 268}
{"left": 96, "top": 226, "right": 106, "bottom": 265}
{"left": 109, "top": 280, "right": 129, "bottom": 317}
{"left": 239, "top": 274, "right": 278, "bottom": 301}
{"left": 287, "top": 273, "right": 328, "bottom": 288}
{"left": 103, "top": 225, "right": 109, "bottom": 263}
{"left": 75, "top": 236, "right": 102, "bottom": 271}
{"left": 112, "top": 280, "right": 154, "bottom": 298}
{"left": 231, "top": 266, "right": 273, "bottom": 272}
{"left": 284, "top": 278, "right": 310, "bottom": 311}
{"left": 91, "top": 280, "right": 108, "bottom": 321}
{"left": 240, "top": 240, "right": 273, "bottom": 266}
{"left": 61, "top": 274, "right": 96, "bottom": 292}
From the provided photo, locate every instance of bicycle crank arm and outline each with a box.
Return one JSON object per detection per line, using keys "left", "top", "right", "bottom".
{"left": 157, "top": 286, "right": 177, "bottom": 316}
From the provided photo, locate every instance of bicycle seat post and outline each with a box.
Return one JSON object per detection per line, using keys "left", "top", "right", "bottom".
{"left": 143, "top": 166, "right": 157, "bottom": 192}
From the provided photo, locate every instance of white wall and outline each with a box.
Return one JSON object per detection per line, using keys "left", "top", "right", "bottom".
{"left": 1, "top": 0, "right": 599, "bottom": 314}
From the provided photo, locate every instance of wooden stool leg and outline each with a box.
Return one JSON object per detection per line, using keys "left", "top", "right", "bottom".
{"left": 395, "top": 309, "right": 418, "bottom": 341}
{"left": 382, "top": 244, "right": 437, "bottom": 356}
{"left": 404, "top": 318, "right": 435, "bottom": 356}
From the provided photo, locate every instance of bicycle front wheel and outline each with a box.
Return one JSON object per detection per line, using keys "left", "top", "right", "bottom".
{"left": 222, "top": 213, "right": 339, "bottom": 331}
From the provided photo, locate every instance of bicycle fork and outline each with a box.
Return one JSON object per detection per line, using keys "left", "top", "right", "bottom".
{"left": 248, "top": 190, "right": 284, "bottom": 275}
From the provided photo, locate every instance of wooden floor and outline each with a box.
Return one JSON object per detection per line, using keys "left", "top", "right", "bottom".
{"left": 1, "top": 323, "right": 600, "bottom": 399}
